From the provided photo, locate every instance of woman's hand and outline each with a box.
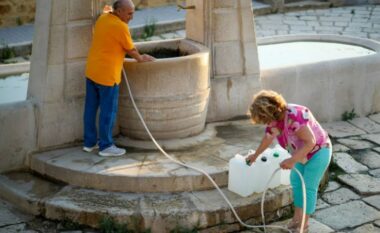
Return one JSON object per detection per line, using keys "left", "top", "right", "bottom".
{"left": 280, "top": 158, "right": 296, "bottom": 170}
{"left": 246, "top": 154, "right": 258, "bottom": 166}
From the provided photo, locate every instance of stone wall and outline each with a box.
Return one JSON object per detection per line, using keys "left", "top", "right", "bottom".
{"left": 0, "top": 0, "right": 178, "bottom": 28}
{"left": 0, "top": 0, "right": 35, "bottom": 27}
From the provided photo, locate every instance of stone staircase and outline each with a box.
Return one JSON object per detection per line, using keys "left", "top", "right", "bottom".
{"left": 0, "top": 120, "right": 293, "bottom": 232}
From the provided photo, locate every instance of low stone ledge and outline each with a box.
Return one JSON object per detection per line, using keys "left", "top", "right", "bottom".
{"left": 0, "top": 62, "right": 30, "bottom": 77}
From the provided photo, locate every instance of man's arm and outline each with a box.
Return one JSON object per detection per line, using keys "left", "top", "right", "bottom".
{"left": 126, "top": 48, "right": 155, "bottom": 62}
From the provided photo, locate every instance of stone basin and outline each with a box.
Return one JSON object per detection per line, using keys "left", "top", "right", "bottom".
{"left": 119, "top": 39, "right": 210, "bottom": 140}
{"left": 259, "top": 35, "right": 380, "bottom": 122}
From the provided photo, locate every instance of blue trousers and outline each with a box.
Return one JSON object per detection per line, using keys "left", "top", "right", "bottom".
{"left": 290, "top": 148, "right": 332, "bottom": 214}
{"left": 83, "top": 78, "right": 119, "bottom": 151}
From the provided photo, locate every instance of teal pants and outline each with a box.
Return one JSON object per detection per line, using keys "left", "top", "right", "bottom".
{"left": 290, "top": 148, "right": 332, "bottom": 214}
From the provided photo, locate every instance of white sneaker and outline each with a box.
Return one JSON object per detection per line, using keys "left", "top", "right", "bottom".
{"left": 98, "top": 145, "right": 126, "bottom": 157}
{"left": 83, "top": 144, "right": 99, "bottom": 152}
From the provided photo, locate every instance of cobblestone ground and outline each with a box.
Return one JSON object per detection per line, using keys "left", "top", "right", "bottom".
{"left": 153, "top": 5, "right": 380, "bottom": 43}
{"left": 1, "top": 4, "right": 380, "bottom": 233}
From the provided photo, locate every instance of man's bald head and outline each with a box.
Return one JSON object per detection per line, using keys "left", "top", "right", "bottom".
{"left": 112, "top": 0, "right": 135, "bottom": 23}
{"left": 113, "top": 0, "right": 134, "bottom": 11}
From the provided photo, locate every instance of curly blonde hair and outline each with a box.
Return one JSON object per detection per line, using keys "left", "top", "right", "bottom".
{"left": 249, "top": 90, "right": 287, "bottom": 124}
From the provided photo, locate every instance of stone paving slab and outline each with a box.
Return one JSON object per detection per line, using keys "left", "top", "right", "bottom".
{"left": 308, "top": 218, "right": 335, "bottom": 233}
{"left": 0, "top": 200, "right": 32, "bottom": 227}
{"left": 324, "top": 181, "right": 341, "bottom": 192}
{"left": 333, "top": 143, "right": 350, "bottom": 152}
{"left": 375, "top": 220, "right": 380, "bottom": 227}
{"left": 361, "top": 133, "right": 380, "bottom": 146}
{"left": 239, "top": 217, "right": 334, "bottom": 233}
{"left": 350, "top": 223, "right": 380, "bottom": 233}
{"left": 314, "top": 200, "right": 380, "bottom": 230}
{"left": 338, "top": 174, "right": 380, "bottom": 195}
{"left": 349, "top": 117, "right": 380, "bottom": 134}
{"left": 369, "top": 113, "right": 380, "bottom": 124}
{"left": 0, "top": 223, "right": 27, "bottom": 233}
{"left": 337, "top": 138, "right": 375, "bottom": 150}
{"left": 363, "top": 195, "right": 380, "bottom": 210}
{"left": 322, "top": 187, "right": 360, "bottom": 205}
{"left": 322, "top": 121, "right": 366, "bottom": 138}
{"left": 369, "top": 168, "right": 380, "bottom": 177}
{"left": 351, "top": 150, "right": 380, "bottom": 169}
{"left": 316, "top": 198, "right": 330, "bottom": 210}
{"left": 332, "top": 152, "right": 369, "bottom": 173}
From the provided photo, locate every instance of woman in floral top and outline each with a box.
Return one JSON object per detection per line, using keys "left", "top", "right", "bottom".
{"left": 246, "top": 90, "right": 332, "bottom": 233}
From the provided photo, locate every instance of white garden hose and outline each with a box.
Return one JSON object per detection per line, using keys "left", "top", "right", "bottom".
{"left": 122, "top": 68, "right": 307, "bottom": 233}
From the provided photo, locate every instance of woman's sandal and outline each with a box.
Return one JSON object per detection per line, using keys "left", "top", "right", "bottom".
{"left": 292, "top": 225, "right": 309, "bottom": 233}
{"left": 286, "top": 219, "right": 299, "bottom": 230}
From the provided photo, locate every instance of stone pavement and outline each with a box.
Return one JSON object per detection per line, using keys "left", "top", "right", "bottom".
{"left": 2, "top": 114, "right": 380, "bottom": 232}
{"left": 148, "top": 5, "right": 380, "bottom": 43}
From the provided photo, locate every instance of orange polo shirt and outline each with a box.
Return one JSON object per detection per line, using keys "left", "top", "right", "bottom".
{"left": 85, "top": 13, "right": 134, "bottom": 86}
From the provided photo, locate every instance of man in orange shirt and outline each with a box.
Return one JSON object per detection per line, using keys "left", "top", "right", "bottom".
{"left": 84, "top": 0, "right": 154, "bottom": 157}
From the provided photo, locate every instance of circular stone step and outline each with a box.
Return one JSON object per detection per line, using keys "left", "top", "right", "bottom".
{"left": 0, "top": 172, "right": 293, "bottom": 233}
{"left": 29, "top": 120, "right": 265, "bottom": 193}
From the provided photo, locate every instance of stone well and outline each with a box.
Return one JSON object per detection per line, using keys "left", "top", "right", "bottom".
{"left": 119, "top": 38, "right": 210, "bottom": 140}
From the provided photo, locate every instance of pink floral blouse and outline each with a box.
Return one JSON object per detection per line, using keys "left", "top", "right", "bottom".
{"left": 265, "top": 104, "right": 331, "bottom": 160}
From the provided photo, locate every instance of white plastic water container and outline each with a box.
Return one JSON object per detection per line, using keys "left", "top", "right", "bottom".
{"left": 228, "top": 145, "right": 292, "bottom": 197}
{"left": 265, "top": 144, "right": 292, "bottom": 187}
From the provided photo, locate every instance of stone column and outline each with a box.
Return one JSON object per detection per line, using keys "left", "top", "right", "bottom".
{"left": 27, "top": 0, "right": 110, "bottom": 149}
{"left": 186, "top": 0, "right": 261, "bottom": 122}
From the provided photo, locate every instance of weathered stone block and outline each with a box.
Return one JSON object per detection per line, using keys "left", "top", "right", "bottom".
{"left": 185, "top": 0, "right": 205, "bottom": 44}
{"left": 67, "top": 23, "right": 92, "bottom": 59}
{"left": 65, "top": 61, "right": 87, "bottom": 99}
{"left": 44, "top": 64, "right": 65, "bottom": 103}
{"left": 0, "top": 102, "right": 36, "bottom": 172}
{"left": 51, "top": 0, "right": 67, "bottom": 25}
{"left": 207, "top": 75, "right": 261, "bottom": 122}
{"left": 243, "top": 42, "right": 260, "bottom": 75}
{"left": 213, "top": 0, "right": 237, "bottom": 8}
{"left": 213, "top": 9, "right": 239, "bottom": 42}
{"left": 69, "top": 0, "right": 93, "bottom": 21}
{"left": 240, "top": 8, "right": 256, "bottom": 42}
{"left": 38, "top": 102, "right": 83, "bottom": 148}
{"left": 48, "top": 25, "right": 66, "bottom": 65}
{"left": 214, "top": 42, "right": 243, "bottom": 76}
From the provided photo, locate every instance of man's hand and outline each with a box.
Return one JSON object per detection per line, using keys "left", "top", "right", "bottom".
{"left": 280, "top": 158, "right": 296, "bottom": 170}
{"left": 139, "top": 54, "right": 155, "bottom": 62}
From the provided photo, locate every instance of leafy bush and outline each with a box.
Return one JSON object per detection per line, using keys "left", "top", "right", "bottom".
{"left": 0, "top": 41, "right": 15, "bottom": 61}
{"left": 341, "top": 108, "right": 357, "bottom": 121}
{"left": 99, "top": 216, "right": 130, "bottom": 233}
